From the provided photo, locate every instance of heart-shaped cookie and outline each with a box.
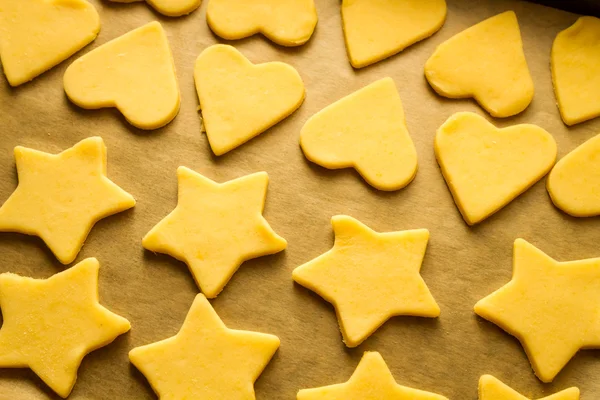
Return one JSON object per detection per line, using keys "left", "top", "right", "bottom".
{"left": 0, "top": 0, "right": 100, "bottom": 86}
{"left": 552, "top": 16, "right": 600, "bottom": 126}
{"left": 194, "top": 44, "right": 305, "bottom": 155}
{"left": 109, "top": 0, "right": 201, "bottom": 17}
{"left": 300, "top": 78, "right": 417, "bottom": 191}
{"left": 63, "top": 22, "right": 180, "bottom": 130}
{"left": 435, "top": 112, "right": 556, "bottom": 225}
{"left": 342, "top": 0, "right": 447, "bottom": 68}
{"left": 206, "top": 0, "right": 317, "bottom": 46}
{"left": 425, "top": 11, "right": 534, "bottom": 118}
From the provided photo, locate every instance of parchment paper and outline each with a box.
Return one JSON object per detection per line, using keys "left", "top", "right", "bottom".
{"left": 1, "top": 0, "right": 600, "bottom": 398}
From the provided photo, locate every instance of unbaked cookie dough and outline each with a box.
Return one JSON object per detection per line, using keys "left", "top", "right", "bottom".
{"left": 292, "top": 215, "right": 439, "bottom": 348}
{"left": 130, "top": 294, "right": 279, "bottom": 399}
{"left": 479, "top": 375, "right": 579, "bottom": 400}
{"left": 435, "top": 112, "right": 556, "bottom": 225}
{"left": 110, "top": 0, "right": 201, "bottom": 17}
{"left": 0, "top": 137, "right": 135, "bottom": 264}
{"left": 0, "top": 258, "right": 130, "bottom": 398}
{"left": 64, "top": 21, "right": 180, "bottom": 130}
{"left": 0, "top": 0, "right": 100, "bottom": 86}
{"left": 300, "top": 77, "right": 417, "bottom": 191}
{"left": 194, "top": 44, "right": 305, "bottom": 155}
{"left": 207, "top": 0, "right": 317, "bottom": 46}
{"left": 425, "top": 11, "right": 534, "bottom": 118}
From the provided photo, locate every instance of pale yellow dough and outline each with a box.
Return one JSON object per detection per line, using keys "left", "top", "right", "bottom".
{"left": 110, "top": 0, "right": 201, "bottom": 17}
{"left": 478, "top": 375, "right": 579, "bottom": 400}
{"left": 0, "top": 0, "right": 100, "bottom": 86}
{"left": 292, "top": 216, "right": 439, "bottom": 348}
{"left": 194, "top": 44, "right": 305, "bottom": 155}
{"left": 475, "top": 239, "right": 600, "bottom": 382}
{"left": 297, "top": 351, "right": 448, "bottom": 400}
{"left": 143, "top": 167, "right": 286, "bottom": 298}
{"left": 551, "top": 16, "right": 600, "bottom": 126}
{"left": 64, "top": 21, "right": 180, "bottom": 130}
{"left": 342, "top": 0, "right": 446, "bottom": 68}
{"left": 425, "top": 11, "right": 534, "bottom": 118}
{"left": 130, "top": 294, "right": 279, "bottom": 400}
{"left": 0, "top": 137, "right": 135, "bottom": 264}
{"left": 207, "top": 0, "right": 317, "bottom": 46}
{"left": 435, "top": 112, "right": 556, "bottom": 225}
{"left": 300, "top": 77, "right": 417, "bottom": 191}
{"left": 0, "top": 258, "right": 131, "bottom": 398}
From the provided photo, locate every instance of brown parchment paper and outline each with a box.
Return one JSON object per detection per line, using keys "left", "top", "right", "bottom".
{"left": 1, "top": 0, "right": 600, "bottom": 398}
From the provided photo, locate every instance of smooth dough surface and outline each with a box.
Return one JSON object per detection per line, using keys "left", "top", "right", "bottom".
{"left": 425, "top": 11, "right": 534, "bottom": 117}
{"left": 143, "top": 167, "right": 286, "bottom": 298}
{"left": 0, "top": 137, "right": 135, "bottom": 264}
{"left": 551, "top": 16, "right": 600, "bottom": 126}
{"left": 64, "top": 21, "right": 180, "bottom": 130}
{"left": 292, "top": 216, "right": 439, "bottom": 348}
{"left": 0, "top": 0, "right": 100, "bottom": 86}
{"left": 475, "top": 239, "right": 600, "bottom": 382}
{"left": 297, "top": 351, "right": 448, "bottom": 400}
{"left": 478, "top": 375, "right": 580, "bottom": 400}
{"left": 194, "top": 44, "right": 305, "bottom": 155}
{"left": 300, "top": 77, "right": 417, "bottom": 191}
{"left": 435, "top": 112, "right": 556, "bottom": 225}
{"left": 342, "top": 0, "right": 446, "bottom": 68}
{"left": 130, "top": 294, "right": 280, "bottom": 400}
{"left": 110, "top": 0, "right": 201, "bottom": 17}
{"left": 207, "top": 0, "right": 317, "bottom": 46}
{"left": 0, "top": 258, "right": 130, "bottom": 398}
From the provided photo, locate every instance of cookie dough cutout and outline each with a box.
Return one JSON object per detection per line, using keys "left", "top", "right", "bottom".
{"left": 479, "top": 375, "right": 580, "bottom": 400}
{"left": 435, "top": 112, "right": 556, "bottom": 225}
{"left": 130, "top": 294, "right": 279, "bottom": 399}
{"left": 292, "top": 216, "right": 439, "bottom": 348}
{"left": 143, "top": 167, "right": 286, "bottom": 298}
{"left": 0, "top": 258, "right": 130, "bottom": 398}
{"left": 64, "top": 21, "right": 180, "bottom": 130}
{"left": 207, "top": 0, "right": 317, "bottom": 46}
{"left": 297, "top": 351, "right": 448, "bottom": 400}
{"left": 0, "top": 137, "right": 135, "bottom": 264}
{"left": 0, "top": 0, "right": 100, "bottom": 86}
{"left": 342, "top": 0, "right": 446, "bottom": 68}
{"left": 300, "top": 78, "right": 417, "bottom": 191}
{"left": 425, "top": 11, "right": 534, "bottom": 117}
{"left": 552, "top": 16, "right": 600, "bottom": 126}
{"left": 110, "top": 0, "right": 201, "bottom": 17}
{"left": 475, "top": 239, "right": 600, "bottom": 382}
{"left": 194, "top": 44, "right": 305, "bottom": 155}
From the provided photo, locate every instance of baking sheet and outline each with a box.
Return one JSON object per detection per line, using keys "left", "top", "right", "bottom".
{"left": 1, "top": 0, "right": 600, "bottom": 398}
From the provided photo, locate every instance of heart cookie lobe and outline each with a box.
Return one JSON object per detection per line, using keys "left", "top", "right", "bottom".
{"left": 425, "top": 11, "right": 534, "bottom": 118}
{"left": 435, "top": 112, "right": 556, "bottom": 225}
{"left": 300, "top": 77, "right": 417, "bottom": 191}
{"left": 109, "top": 0, "right": 202, "bottom": 17}
{"left": 63, "top": 21, "right": 180, "bottom": 130}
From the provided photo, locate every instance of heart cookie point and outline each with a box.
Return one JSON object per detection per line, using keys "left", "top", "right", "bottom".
{"left": 110, "top": 0, "right": 202, "bottom": 16}
{"left": 63, "top": 21, "right": 181, "bottom": 130}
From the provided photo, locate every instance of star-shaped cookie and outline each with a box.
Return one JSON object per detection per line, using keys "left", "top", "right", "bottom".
{"left": 143, "top": 167, "right": 286, "bottom": 298}
{"left": 292, "top": 215, "right": 439, "bottom": 347}
{"left": 0, "top": 258, "right": 131, "bottom": 398}
{"left": 478, "top": 375, "right": 579, "bottom": 400}
{"left": 129, "top": 294, "right": 280, "bottom": 399}
{"left": 475, "top": 239, "right": 600, "bottom": 382}
{"left": 0, "top": 137, "right": 135, "bottom": 264}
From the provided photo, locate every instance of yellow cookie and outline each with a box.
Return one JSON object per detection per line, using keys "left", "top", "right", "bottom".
{"left": 475, "top": 239, "right": 600, "bottom": 382}
{"left": 435, "top": 112, "right": 556, "bottom": 225}
{"left": 551, "top": 16, "right": 600, "bottom": 126}
{"left": 425, "top": 11, "right": 534, "bottom": 118}
{"left": 297, "top": 351, "right": 448, "bottom": 400}
{"left": 130, "top": 294, "right": 279, "bottom": 400}
{"left": 207, "top": 0, "right": 317, "bottom": 46}
{"left": 300, "top": 78, "right": 417, "bottom": 191}
{"left": 292, "top": 216, "right": 439, "bottom": 348}
{"left": 0, "top": 137, "right": 135, "bottom": 265}
{"left": 342, "top": 0, "right": 447, "bottom": 68}
{"left": 0, "top": 0, "right": 100, "bottom": 86}
{"left": 110, "top": 0, "right": 201, "bottom": 17}
{"left": 194, "top": 44, "right": 305, "bottom": 155}
{"left": 64, "top": 21, "right": 180, "bottom": 130}
{"left": 479, "top": 375, "right": 580, "bottom": 400}
{"left": 0, "top": 258, "right": 131, "bottom": 398}
{"left": 143, "top": 167, "right": 286, "bottom": 298}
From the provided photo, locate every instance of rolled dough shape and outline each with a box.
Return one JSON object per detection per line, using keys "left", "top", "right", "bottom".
{"left": 109, "top": 0, "right": 202, "bottom": 17}
{"left": 478, "top": 375, "right": 580, "bottom": 400}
